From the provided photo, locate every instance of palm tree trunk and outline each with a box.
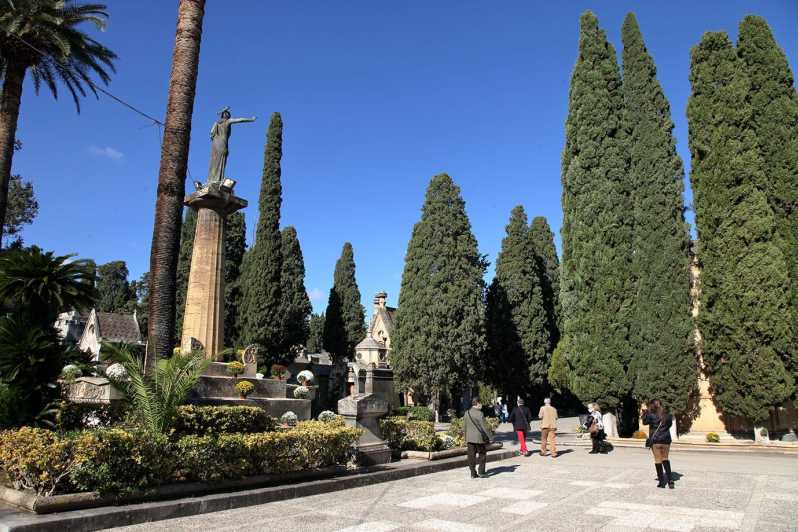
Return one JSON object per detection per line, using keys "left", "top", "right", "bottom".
{"left": 146, "top": 0, "right": 206, "bottom": 373}
{"left": 0, "top": 61, "right": 26, "bottom": 248}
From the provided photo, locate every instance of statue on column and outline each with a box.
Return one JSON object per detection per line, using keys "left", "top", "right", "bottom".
{"left": 207, "top": 107, "right": 256, "bottom": 183}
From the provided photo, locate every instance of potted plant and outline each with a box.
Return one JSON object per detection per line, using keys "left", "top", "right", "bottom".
{"left": 293, "top": 385, "right": 310, "bottom": 399}
{"left": 235, "top": 380, "right": 254, "bottom": 399}
{"left": 227, "top": 361, "right": 245, "bottom": 378}
{"left": 280, "top": 411, "right": 298, "bottom": 427}
{"left": 271, "top": 364, "right": 289, "bottom": 381}
{"left": 297, "top": 369, "right": 314, "bottom": 386}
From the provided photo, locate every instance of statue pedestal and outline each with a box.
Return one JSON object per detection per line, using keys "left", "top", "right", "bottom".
{"left": 338, "top": 392, "right": 391, "bottom": 466}
{"left": 180, "top": 182, "right": 246, "bottom": 360}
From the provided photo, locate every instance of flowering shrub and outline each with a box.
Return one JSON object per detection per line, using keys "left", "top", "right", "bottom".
{"left": 0, "top": 427, "right": 77, "bottom": 496}
{"left": 706, "top": 432, "right": 720, "bottom": 443}
{"left": 235, "top": 380, "right": 255, "bottom": 397}
{"left": 171, "top": 405, "right": 277, "bottom": 437}
{"left": 293, "top": 385, "right": 310, "bottom": 399}
{"left": 380, "top": 417, "right": 439, "bottom": 451}
{"left": 318, "top": 410, "right": 338, "bottom": 422}
{"left": 105, "top": 363, "right": 129, "bottom": 383}
{"left": 297, "top": 370, "right": 314, "bottom": 385}
{"left": 60, "top": 364, "right": 82, "bottom": 381}
{"left": 437, "top": 433, "right": 456, "bottom": 450}
{"left": 227, "top": 361, "right": 245, "bottom": 377}
{"left": 280, "top": 411, "right": 298, "bottom": 426}
{"left": 445, "top": 416, "right": 500, "bottom": 447}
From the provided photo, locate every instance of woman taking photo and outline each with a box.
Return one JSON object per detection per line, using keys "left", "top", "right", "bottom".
{"left": 641, "top": 399, "right": 674, "bottom": 489}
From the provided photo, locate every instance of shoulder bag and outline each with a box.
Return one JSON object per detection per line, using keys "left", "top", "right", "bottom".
{"left": 645, "top": 418, "right": 663, "bottom": 448}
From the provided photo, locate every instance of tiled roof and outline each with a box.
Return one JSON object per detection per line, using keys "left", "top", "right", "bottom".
{"left": 96, "top": 312, "right": 142, "bottom": 344}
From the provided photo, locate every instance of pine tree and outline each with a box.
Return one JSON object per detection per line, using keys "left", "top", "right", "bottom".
{"left": 622, "top": 13, "right": 695, "bottom": 413}
{"left": 223, "top": 212, "right": 246, "bottom": 346}
{"left": 174, "top": 208, "right": 197, "bottom": 338}
{"left": 392, "top": 174, "right": 487, "bottom": 401}
{"left": 240, "top": 112, "right": 284, "bottom": 361}
{"left": 306, "top": 313, "right": 325, "bottom": 353}
{"left": 559, "top": 12, "right": 632, "bottom": 409}
{"left": 687, "top": 32, "right": 794, "bottom": 422}
{"left": 322, "top": 242, "right": 365, "bottom": 360}
{"left": 96, "top": 261, "right": 131, "bottom": 313}
{"left": 738, "top": 15, "right": 798, "bottom": 379}
{"left": 485, "top": 206, "right": 549, "bottom": 399}
{"left": 529, "top": 216, "right": 560, "bottom": 348}
{"left": 278, "top": 226, "right": 312, "bottom": 356}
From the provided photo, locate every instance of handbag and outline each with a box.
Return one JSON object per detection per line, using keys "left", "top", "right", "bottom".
{"left": 467, "top": 410, "right": 491, "bottom": 444}
{"left": 645, "top": 418, "right": 664, "bottom": 448}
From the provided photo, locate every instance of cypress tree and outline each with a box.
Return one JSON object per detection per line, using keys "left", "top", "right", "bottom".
{"left": 174, "top": 208, "right": 197, "bottom": 338}
{"left": 687, "top": 32, "right": 794, "bottom": 422}
{"left": 322, "top": 242, "right": 365, "bottom": 360}
{"left": 529, "top": 216, "right": 560, "bottom": 347}
{"left": 738, "top": 16, "right": 798, "bottom": 379}
{"left": 559, "top": 12, "right": 632, "bottom": 409}
{"left": 223, "top": 211, "right": 246, "bottom": 346}
{"left": 621, "top": 13, "right": 695, "bottom": 413}
{"left": 306, "top": 313, "right": 325, "bottom": 353}
{"left": 278, "top": 226, "right": 312, "bottom": 356}
{"left": 96, "top": 261, "right": 131, "bottom": 313}
{"left": 392, "top": 174, "right": 487, "bottom": 401}
{"left": 240, "top": 112, "right": 284, "bottom": 361}
{"left": 485, "top": 206, "right": 549, "bottom": 399}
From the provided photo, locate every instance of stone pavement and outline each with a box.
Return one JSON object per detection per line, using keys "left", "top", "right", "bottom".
{"left": 111, "top": 445, "right": 798, "bottom": 532}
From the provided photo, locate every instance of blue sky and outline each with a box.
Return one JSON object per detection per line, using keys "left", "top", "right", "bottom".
{"left": 13, "top": 1, "right": 798, "bottom": 315}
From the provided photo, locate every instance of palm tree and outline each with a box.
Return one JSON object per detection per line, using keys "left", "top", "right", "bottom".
{"left": 0, "top": 246, "right": 96, "bottom": 326}
{"left": 0, "top": 1, "right": 116, "bottom": 245}
{"left": 103, "top": 343, "right": 207, "bottom": 434}
{"left": 146, "top": 0, "right": 206, "bottom": 371}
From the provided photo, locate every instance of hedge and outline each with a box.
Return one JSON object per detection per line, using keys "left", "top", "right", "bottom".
{"left": 0, "top": 420, "right": 360, "bottom": 496}
{"left": 171, "top": 405, "right": 277, "bottom": 436}
{"left": 379, "top": 417, "right": 454, "bottom": 452}
{"left": 446, "top": 416, "right": 500, "bottom": 447}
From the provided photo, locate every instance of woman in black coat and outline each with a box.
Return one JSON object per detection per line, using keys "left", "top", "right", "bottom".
{"left": 641, "top": 398, "right": 674, "bottom": 489}
{"left": 508, "top": 398, "right": 532, "bottom": 456}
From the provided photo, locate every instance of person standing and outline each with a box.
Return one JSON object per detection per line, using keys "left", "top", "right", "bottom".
{"left": 464, "top": 397, "right": 492, "bottom": 478}
{"left": 502, "top": 402, "right": 509, "bottom": 423}
{"left": 585, "top": 403, "right": 604, "bottom": 454}
{"left": 641, "top": 399, "right": 674, "bottom": 489}
{"left": 508, "top": 398, "right": 532, "bottom": 456}
{"left": 538, "top": 397, "right": 558, "bottom": 457}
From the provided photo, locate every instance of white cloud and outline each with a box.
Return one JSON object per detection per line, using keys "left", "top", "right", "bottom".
{"left": 307, "top": 288, "right": 325, "bottom": 302}
{"left": 88, "top": 145, "right": 124, "bottom": 161}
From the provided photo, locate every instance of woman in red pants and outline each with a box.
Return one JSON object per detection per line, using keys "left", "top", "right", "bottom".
{"left": 508, "top": 398, "right": 532, "bottom": 456}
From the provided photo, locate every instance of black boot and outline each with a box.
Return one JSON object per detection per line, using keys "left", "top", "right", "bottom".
{"left": 655, "top": 463, "right": 666, "bottom": 488}
{"left": 663, "top": 460, "right": 674, "bottom": 489}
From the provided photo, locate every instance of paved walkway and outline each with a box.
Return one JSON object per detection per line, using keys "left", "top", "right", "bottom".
{"left": 112, "top": 444, "right": 798, "bottom": 532}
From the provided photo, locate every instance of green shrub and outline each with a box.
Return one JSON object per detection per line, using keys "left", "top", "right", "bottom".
{"left": 407, "top": 406, "right": 434, "bottom": 422}
{"left": 391, "top": 406, "right": 411, "bottom": 417}
{"left": 379, "top": 417, "right": 439, "bottom": 451}
{"left": 0, "top": 427, "right": 77, "bottom": 496}
{"left": 55, "top": 401, "right": 129, "bottom": 431}
{"left": 706, "top": 432, "right": 720, "bottom": 443}
{"left": 69, "top": 429, "right": 174, "bottom": 495}
{"left": 446, "top": 416, "right": 499, "bottom": 447}
{"left": 280, "top": 411, "right": 298, "bottom": 426}
{"left": 171, "top": 405, "right": 277, "bottom": 437}
{"left": 174, "top": 433, "right": 252, "bottom": 482}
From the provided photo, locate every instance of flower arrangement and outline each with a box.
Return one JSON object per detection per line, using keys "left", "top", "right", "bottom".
{"left": 235, "top": 380, "right": 254, "bottom": 398}
{"left": 105, "top": 363, "right": 129, "bottom": 383}
{"left": 297, "top": 370, "right": 314, "bottom": 386}
{"left": 271, "top": 364, "right": 289, "bottom": 381}
{"left": 280, "top": 411, "right": 298, "bottom": 427}
{"left": 318, "top": 410, "right": 337, "bottom": 423}
{"left": 60, "top": 364, "right": 82, "bottom": 381}
{"left": 227, "top": 361, "right": 245, "bottom": 377}
{"left": 706, "top": 432, "right": 720, "bottom": 443}
{"left": 437, "top": 433, "right": 456, "bottom": 450}
{"left": 172, "top": 347, "right": 182, "bottom": 356}
{"left": 293, "top": 386, "right": 310, "bottom": 399}
{"left": 632, "top": 430, "right": 647, "bottom": 440}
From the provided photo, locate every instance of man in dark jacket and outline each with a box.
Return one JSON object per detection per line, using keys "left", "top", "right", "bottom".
{"left": 508, "top": 398, "right": 532, "bottom": 456}
{"left": 464, "top": 397, "right": 492, "bottom": 478}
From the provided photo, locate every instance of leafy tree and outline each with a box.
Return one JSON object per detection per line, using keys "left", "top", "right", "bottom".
{"left": 737, "top": 15, "right": 798, "bottom": 379}
{"left": 240, "top": 113, "right": 284, "bottom": 362}
{"left": 322, "top": 242, "right": 365, "bottom": 361}
{"left": 3, "top": 174, "right": 37, "bottom": 244}
{"left": 621, "top": 13, "right": 695, "bottom": 413}
{"left": 529, "top": 216, "right": 560, "bottom": 347}
{"left": 392, "top": 174, "right": 487, "bottom": 403}
{"left": 147, "top": 0, "right": 206, "bottom": 366}
{"left": 687, "top": 31, "right": 794, "bottom": 422}
{"left": 278, "top": 226, "right": 311, "bottom": 356}
{"left": 306, "top": 313, "right": 325, "bottom": 353}
{"left": 174, "top": 208, "right": 197, "bottom": 339}
{"left": 485, "top": 206, "right": 549, "bottom": 400}
{"left": 0, "top": 1, "right": 116, "bottom": 246}
{"left": 96, "top": 261, "right": 131, "bottom": 313}
{"left": 135, "top": 272, "right": 150, "bottom": 335}
{"left": 223, "top": 211, "right": 246, "bottom": 346}
{"left": 559, "top": 12, "right": 632, "bottom": 410}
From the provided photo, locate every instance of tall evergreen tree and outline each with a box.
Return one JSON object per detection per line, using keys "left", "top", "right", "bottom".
{"left": 738, "top": 15, "right": 798, "bottom": 379}
{"left": 96, "top": 261, "right": 131, "bottom": 313}
{"left": 687, "top": 32, "right": 794, "bottom": 422}
{"left": 485, "top": 206, "right": 549, "bottom": 400}
{"left": 240, "top": 113, "right": 284, "bottom": 361}
{"left": 621, "top": 13, "right": 696, "bottom": 413}
{"left": 306, "top": 313, "right": 325, "bottom": 354}
{"left": 392, "top": 174, "right": 487, "bottom": 402}
{"left": 322, "top": 242, "right": 365, "bottom": 360}
{"left": 559, "top": 12, "right": 632, "bottom": 409}
{"left": 174, "top": 208, "right": 197, "bottom": 338}
{"left": 223, "top": 212, "right": 246, "bottom": 346}
{"left": 278, "top": 226, "right": 312, "bottom": 355}
{"left": 529, "top": 216, "right": 560, "bottom": 348}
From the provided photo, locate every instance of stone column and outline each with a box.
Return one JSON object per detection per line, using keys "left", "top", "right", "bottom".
{"left": 180, "top": 182, "right": 246, "bottom": 360}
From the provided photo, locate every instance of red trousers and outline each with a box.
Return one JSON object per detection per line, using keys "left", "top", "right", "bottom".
{"left": 516, "top": 430, "right": 527, "bottom": 453}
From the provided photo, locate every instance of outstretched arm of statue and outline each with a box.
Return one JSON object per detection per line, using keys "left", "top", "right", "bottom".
{"left": 229, "top": 116, "right": 257, "bottom": 124}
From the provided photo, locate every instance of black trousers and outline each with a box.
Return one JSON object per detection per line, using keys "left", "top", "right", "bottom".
{"left": 467, "top": 442, "right": 487, "bottom": 475}
{"left": 591, "top": 432, "right": 601, "bottom": 452}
